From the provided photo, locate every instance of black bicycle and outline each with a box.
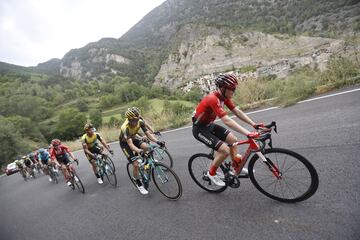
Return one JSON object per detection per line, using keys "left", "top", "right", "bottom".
{"left": 66, "top": 161, "right": 85, "bottom": 194}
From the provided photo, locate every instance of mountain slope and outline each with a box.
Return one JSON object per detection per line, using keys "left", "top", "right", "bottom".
{"left": 33, "top": 0, "right": 360, "bottom": 85}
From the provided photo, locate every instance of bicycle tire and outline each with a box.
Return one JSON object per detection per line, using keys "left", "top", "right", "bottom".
{"left": 70, "top": 171, "right": 85, "bottom": 194}
{"left": 104, "top": 159, "right": 117, "bottom": 187}
{"left": 126, "top": 162, "right": 138, "bottom": 189}
{"left": 103, "top": 155, "right": 116, "bottom": 172}
{"left": 152, "top": 162, "right": 182, "bottom": 200}
{"left": 49, "top": 167, "right": 58, "bottom": 184}
{"left": 153, "top": 148, "right": 173, "bottom": 169}
{"left": 248, "top": 148, "right": 319, "bottom": 203}
{"left": 188, "top": 153, "right": 227, "bottom": 193}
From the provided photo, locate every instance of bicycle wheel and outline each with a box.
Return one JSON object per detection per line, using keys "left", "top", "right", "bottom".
{"left": 103, "top": 155, "right": 116, "bottom": 172}
{"left": 248, "top": 148, "right": 319, "bottom": 203}
{"left": 152, "top": 162, "right": 182, "bottom": 200}
{"left": 153, "top": 148, "right": 173, "bottom": 169}
{"left": 188, "top": 153, "right": 227, "bottom": 193}
{"left": 104, "top": 159, "right": 117, "bottom": 187}
{"left": 49, "top": 167, "right": 58, "bottom": 184}
{"left": 70, "top": 171, "right": 85, "bottom": 194}
{"left": 127, "top": 162, "right": 149, "bottom": 189}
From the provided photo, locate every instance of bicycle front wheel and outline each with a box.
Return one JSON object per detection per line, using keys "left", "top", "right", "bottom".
{"left": 49, "top": 167, "right": 58, "bottom": 184}
{"left": 248, "top": 148, "right": 319, "bottom": 203}
{"left": 152, "top": 162, "right": 182, "bottom": 200}
{"left": 188, "top": 153, "right": 227, "bottom": 193}
{"left": 103, "top": 155, "right": 116, "bottom": 172}
{"left": 71, "top": 172, "right": 85, "bottom": 194}
{"left": 104, "top": 160, "right": 117, "bottom": 187}
{"left": 153, "top": 148, "right": 173, "bottom": 169}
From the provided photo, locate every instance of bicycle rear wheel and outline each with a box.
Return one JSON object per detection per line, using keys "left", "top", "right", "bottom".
{"left": 152, "top": 162, "right": 182, "bottom": 200}
{"left": 248, "top": 148, "right": 318, "bottom": 203}
{"left": 104, "top": 159, "right": 117, "bottom": 187}
{"left": 153, "top": 148, "right": 173, "bottom": 169}
{"left": 188, "top": 153, "right": 227, "bottom": 193}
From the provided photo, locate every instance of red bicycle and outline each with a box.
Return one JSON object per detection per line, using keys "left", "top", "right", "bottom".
{"left": 188, "top": 122, "right": 319, "bottom": 203}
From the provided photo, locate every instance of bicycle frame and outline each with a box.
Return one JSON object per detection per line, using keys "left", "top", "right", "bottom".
{"left": 219, "top": 122, "right": 282, "bottom": 180}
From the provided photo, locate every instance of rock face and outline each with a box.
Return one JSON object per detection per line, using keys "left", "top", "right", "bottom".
{"left": 34, "top": 0, "right": 359, "bottom": 86}
{"left": 58, "top": 46, "right": 131, "bottom": 80}
{"left": 155, "top": 26, "right": 345, "bottom": 91}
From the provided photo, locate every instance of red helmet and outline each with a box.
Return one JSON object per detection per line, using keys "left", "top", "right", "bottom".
{"left": 51, "top": 139, "right": 61, "bottom": 147}
{"left": 215, "top": 74, "right": 238, "bottom": 90}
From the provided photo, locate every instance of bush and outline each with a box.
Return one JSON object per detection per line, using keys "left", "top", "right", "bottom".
{"left": 89, "top": 109, "right": 103, "bottom": 128}
{"left": 0, "top": 116, "right": 28, "bottom": 167}
{"left": 54, "top": 108, "right": 87, "bottom": 140}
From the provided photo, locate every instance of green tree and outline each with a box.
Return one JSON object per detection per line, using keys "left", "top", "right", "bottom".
{"left": 0, "top": 116, "right": 27, "bottom": 167}
{"left": 76, "top": 98, "right": 89, "bottom": 112}
{"left": 55, "top": 108, "right": 87, "bottom": 140}
{"left": 89, "top": 109, "right": 103, "bottom": 129}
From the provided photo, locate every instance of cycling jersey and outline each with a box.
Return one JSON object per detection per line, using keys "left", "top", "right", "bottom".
{"left": 24, "top": 158, "right": 32, "bottom": 167}
{"left": 38, "top": 151, "right": 50, "bottom": 164}
{"left": 82, "top": 133, "right": 103, "bottom": 150}
{"left": 50, "top": 145, "right": 71, "bottom": 164}
{"left": 193, "top": 91, "right": 236, "bottom": 125}
{"left": 15, "top": 162, "right": 23, "bottom": 168}
{"left": 119, "top": 119, "right": 148, "bottom": 142}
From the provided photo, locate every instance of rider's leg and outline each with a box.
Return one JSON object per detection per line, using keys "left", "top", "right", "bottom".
{"left": 139, "top": 142, "right": 148, "bottom": 151}
{"left": 61, "top": 164, "right": 70, "bottom": 181}
{"left": 132, "top": 160, "right": 140, "bottom": 179}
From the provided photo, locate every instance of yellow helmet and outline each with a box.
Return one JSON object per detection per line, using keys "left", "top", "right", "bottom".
{"left": 84, "top": 123, "right": 94, "bottom": 131}
{"left": 125, "top": 107, "right": 140, "bottom": 120}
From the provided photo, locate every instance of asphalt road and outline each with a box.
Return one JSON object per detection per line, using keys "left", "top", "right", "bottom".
{"left": 1, "top": 86, "right": 360, "bottom": 240}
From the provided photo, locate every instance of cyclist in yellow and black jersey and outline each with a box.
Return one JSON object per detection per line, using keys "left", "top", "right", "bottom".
{"left": 119, "top": 107, "right": 165, "bottom": 195}
{"left": 82, "top": 123, "right": 113, "bottom": 184}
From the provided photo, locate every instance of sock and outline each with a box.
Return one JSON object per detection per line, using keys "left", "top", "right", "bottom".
{"left": 209, "top": 165, "right": 218, "bottom": 176}
{"left": 135, "top": 179, "right": 142, "bottom": 186}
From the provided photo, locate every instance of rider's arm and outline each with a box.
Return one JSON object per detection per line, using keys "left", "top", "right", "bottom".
{"left": 126, "top": 138, "right": 142, "bottom": 154}
{"left": 144, "top": 130, "right": 158, "bottom": 143}
{"left": 99, "top": 137, "right": 111, "bottom": 152}
{"left": 82, "top": 143, "right": 95, "bottom": 159}
{"left": 220, "top": 115, "right": 251, "bottom": 136}
{"left": 231, "top": 107, "right": 256, "bottom": 127}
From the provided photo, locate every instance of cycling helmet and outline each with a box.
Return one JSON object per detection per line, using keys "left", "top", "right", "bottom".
{"left": 84, "top": 123, "right": 94, "bottom": 131}
{"left": 21, "top": 156, "right": 27, "bottom": 159}
{"left": 125, "top": 107, "right": 140, "bottom": 120}
{"left": 38, "top": 148, "right": 45, "bottom": 154}
{"left": 51, "top": 139, "right": 61, "bottom": 147}
{"left": 215, "top": 73, "right": 238, "bottom": 90}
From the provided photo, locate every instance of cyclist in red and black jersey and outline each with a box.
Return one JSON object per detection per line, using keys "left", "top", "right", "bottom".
{"left": 192, "top": 73, "right": 264, "bottom": 186}
{"left": 50, "top": 139, "right": 78, "bottom": 186}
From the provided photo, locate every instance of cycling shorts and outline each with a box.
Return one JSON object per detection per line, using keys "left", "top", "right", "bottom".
{"left": 192, "top": 122, "right": 230, "bottom": 150}
{"left": 120, "top": 138, "right": 144, "bottom": 162}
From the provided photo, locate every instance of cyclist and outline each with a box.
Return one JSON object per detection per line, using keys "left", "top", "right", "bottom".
{"left": 28, "top": 151, "right": 41, "bottom": 173}
{"left": 192, "top": 73, "right": 264, "bottom": 187}
{"left": 15, "top": 159, "right": 26, "bottom": 178}
{"left": 22, "top": 155, "right": 34, "bottom": 177}
{"left": 82, "top": 123, "right": 113, "bottom": 185}
{"left": 37, "top": 148, "right": 54, "bottom": 182}
{"left": 119, "top": 107, "right": 165, "bottom": 195}
{"left": 49, "top": 139, "right": 78, "bottom": 186}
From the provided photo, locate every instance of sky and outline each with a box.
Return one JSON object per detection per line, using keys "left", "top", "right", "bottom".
{"left": 0, "top": 0, "right": 166, "bottom": 67}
